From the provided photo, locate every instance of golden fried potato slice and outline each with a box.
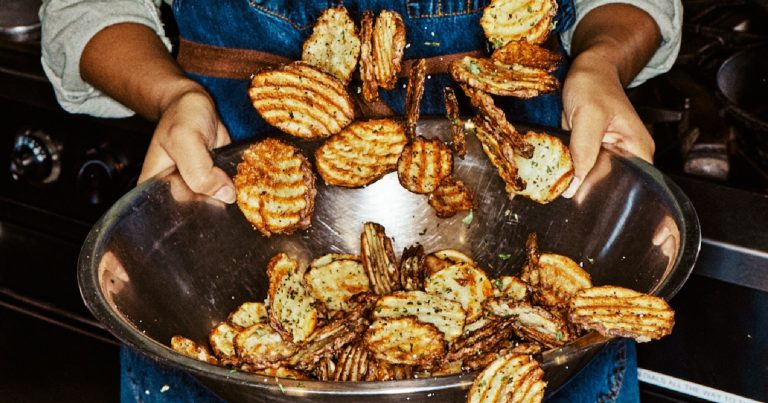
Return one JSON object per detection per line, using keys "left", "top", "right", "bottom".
{"left": 374, "top": 290, "right": 466, "bottom": 342}
{"left": 467, "top": 352, "right": 546, "bottom": 403}
{"left": 367, "top": 360, "right": 414, "bottom": 381}
{"left": 304, "top": 253, "right": 371, "bottom": 312}
{"left": 209, "top": 322, "right": 240, "bottom": 364}
{"left": 451, "top": 56, "right": 558, "bottom": 98}
{"left": 428, "top": 177, "right": 477, "bottom": 218}
{"left": 447, "top": 318, "right": 516, "bottom": 363}
{"left": 364, "top": 317, "right": 445, "bottom": 366}
{"left": 361, "top": 222, "right": 402, "bottom": 295}
{"left": 397, "top": 136, "right": 453, "bottom": 194}
{"left": 234, "top": 323, "right": 298, "bottom": 368}
{"left": 474, "top": 116, "right": 526, "bottom": 193}
{"left": 405, "top": 58, "right": 427, "bottom": 139}
{"left": 423, "top": 248, "right": 476, "bottom": 277}
{"left": 486, "top": 299, "right": 573, "bottom": 348}
{"left": 569, "top": 286, "right": 675, "bottom": 342}
{"left": 462, "top": 85, "right": 533, "bottom": 157}
{"left": 249, "top": 62, "right": 354, "bottom": 139}
{"left": 513, "top": 131, "right": 574, "bottom": 203}
{"left": 252, "top": 366, "right": 309, "bottom": 380}
{"left": 491, "top": 275, "right": 529, "bottom": 301}
{"left": 170, "top": 335, "right": 219, "bottom": 365}
{"left": 301, "top": 6, "right": 360, "bottom": 84}
{"left": 267, "top": 253, "right": 318, "bottom": 342}
{"left": 424, "top": 262, "right": 494, "bottom": 323}
{"left": 443, "top": 87, "right": 466, "bottom": 158}
{"left": 315, "top": 119, "right": 408, "bottom": 187}
{"left": 227, "top": 302, "right": 268, "bottom": 329}
{"left": 234, "top": 138, "right": 317, "bottom": 236}
{"left": 288, "top": 300, "right": 372, "bottom": 371}
{"left": 399, "top": 244, "right": 425, "bottom": 291}
{"left": 359, "top": 11, "right": 378, "bottom": 102}
{"left": 373, "top": 10, "right": 406, "bottom": 89}
{"left": 480, "top": 0, "right": 557, "bottom": 47}
{"left": 491, "top": 40, "right": 561, "bottom": 72}
{"left": 314, "top": 355, "right": 336, "bottom": 381}
{"left": 522, "top": 252, "right": 591, "bottom": 308}
{"left": 333, "top": 342, "right": 374, "bottom": 381}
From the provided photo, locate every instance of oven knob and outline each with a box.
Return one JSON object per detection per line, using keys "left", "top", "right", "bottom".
{"left": 9, "top": 129, "right": 61, "bottom": 185}
{"left": 76, "top": 146, "right": 128, "bottom": 205}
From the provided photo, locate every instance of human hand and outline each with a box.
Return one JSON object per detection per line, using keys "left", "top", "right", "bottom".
{"left": 560, "top": 51, "right": 655, "bottom": 198}
{"left": 138, "top": 87, "right": 235, "bottom": 203}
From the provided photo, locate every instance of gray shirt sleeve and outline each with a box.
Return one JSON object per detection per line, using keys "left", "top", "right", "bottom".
{"left": 560, "top": 0, "right": 683, "bottom": 88}
{"left": 40, "top": 0, "right": 172, "bottom": 117}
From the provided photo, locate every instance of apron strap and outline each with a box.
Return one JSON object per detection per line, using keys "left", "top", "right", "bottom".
{"left": 176, "top": 38, "right": 484, "bottom": 118}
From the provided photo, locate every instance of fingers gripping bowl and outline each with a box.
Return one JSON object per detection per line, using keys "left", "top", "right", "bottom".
{"left": 78, "top": 118, "right": 699, "bottom": 402}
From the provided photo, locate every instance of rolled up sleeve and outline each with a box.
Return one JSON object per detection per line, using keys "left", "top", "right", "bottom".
{"left": 560, "top": 0, "right": 683, "bottom": 88}
{"left": 40, "top": 0, "right": 171, "bottom": 117}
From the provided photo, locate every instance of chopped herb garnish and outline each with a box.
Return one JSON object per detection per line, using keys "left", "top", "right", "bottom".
{"left": 498, "top": 253, "right": 511, "bottom": 260}
{"left": 468, "top": 60, "right": 480, "bottom": 75}
{"left": 424, "top": 41, "right": 441, "bottom": 47}
{"left": 556, "top": 331, "right": 563, "bottom": 341}
{"left": 586, "top": 257, "right": 595, "bottom": 264}
{"left": 462, "top": 210, "right": 474, "bottom": 225}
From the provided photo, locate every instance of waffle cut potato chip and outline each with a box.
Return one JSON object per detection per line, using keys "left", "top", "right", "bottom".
{"left": 315, "top": 119, "right": 408, "bottom": 187}
{"left": 267, "top": 253, "right": 319, "bottom": 343}
{"left": 491, "top": 275, "right": 529, "bottom": 302}
{"left": 513, "top": 131, "right": 574, "bottom": 203}
{"left": 249, "top": 62, "right": 354, "bottom": 139}
{"left": 234, "top": 138, "right": 317, "bottom": 237}
{"left": 227, "top": 301, "right": 268, "bottom": 329}
{"left": 373, "top": 10, "right": 407, "bottom": 89}
{"left": 491, "top": 39, "right": 561, "bottom": 72}
{"left": 171, "top": 335, "right": 218, "bottom": 365}
{"left": 486, "top": 299, "right": 573, "bottom": 348}
{"left": 373, "top": 290, "right": 466, "bottom": 342}
{"left": 359, "top": 11, "right": 378, "bottom": 102}
{"left": 480, "top": 0, "right": 557, "bottom": 48}
{"left": 361, "top": 222, "right": 401, "bottom": 295}
{"left": 209, "top": 322, "right": 241, "bottom": 365}
{"left": 522, "top": 235, "right": 591, "bottom": 308}
{"left": 461, "top": 84, "right": 533, "bottom": 158}
{"left": 301, "top": 6, "right": 361, "bottom": 84}
{"left": 424, "top": 262, "right": 494, "bottom": 323}
{"left": 364, "top": 317, "right": 445, "bottom": 366}
{"left": 428, "top": 177, "right": 477, "bottom": 218}
{"left": 405, "top": 58, "right": 427, "bottom": 139}
{"left": 467, "top": 352, "right": 546, "bottom": 403}
{"left": 473, "top": 116, "right": 526, "bottom": 193}
{"left": 423, "top": 248, "right": 476, "bottom": 277}
{"left": 304, "top": 253, "right": 371, "bottom": 312}
{"left": 569, "top": 286, "right": 675, "bottom": 343}
{"left": 443, "top": 87, "right": 467, "bottom": 158}
{"left": 234, "top": 323, "right": 298, "bottom": 369}
{"left": 397, "top": 136, "right": 453, "bottom": 194}
{"left": 451, "top": 56, "right": 558, "bottom": 98}
{"left": 399, "top": 244, "right": 426, "bottom": 291}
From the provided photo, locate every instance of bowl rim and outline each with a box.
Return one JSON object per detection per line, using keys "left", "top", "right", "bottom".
{"left": 78, "top": 133, "right": 701, "bottom": 398}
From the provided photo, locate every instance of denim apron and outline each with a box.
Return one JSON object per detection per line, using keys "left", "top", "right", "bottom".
{"left": 172, "top": 0, "right": 574, "bottom": 142}
{"left": 120, "top": 1, "right": 638, "bottom": 401}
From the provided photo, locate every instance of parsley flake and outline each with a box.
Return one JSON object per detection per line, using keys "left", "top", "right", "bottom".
{"left": 462, "top": 210, "right": 474, "bottom": 225}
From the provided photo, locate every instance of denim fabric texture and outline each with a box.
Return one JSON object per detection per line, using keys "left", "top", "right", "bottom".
{"left": 172, "top": 0, "right": 574, "bottom": 141}
{"left": 122, "top": 340, "right": 638, "bottom": 402}
{"left": 121, "top": 1, "right": 642, "bottom": 402}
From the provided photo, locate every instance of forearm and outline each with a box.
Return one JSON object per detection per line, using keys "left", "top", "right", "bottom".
{"left": 569, "top": 4, "right": 662, "bottom": 87}
{"left": 80, "top": 22, "right": 203, "bottom": 121}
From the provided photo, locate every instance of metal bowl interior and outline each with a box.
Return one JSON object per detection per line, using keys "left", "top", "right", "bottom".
{"left": 78, "top": 119, "right": 700, "bottom": 403}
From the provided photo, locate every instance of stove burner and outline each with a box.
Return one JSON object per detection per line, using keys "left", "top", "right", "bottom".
{"left": 0, "top": 0, "right": 41, "bottom": 43}
{"left": 628, "top": 0, "right": 768, "bottom": 194}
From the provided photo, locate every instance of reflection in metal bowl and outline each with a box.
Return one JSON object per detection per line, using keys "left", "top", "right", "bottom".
{"left": 78, "top": 118, "right": 700, "bottom": 402}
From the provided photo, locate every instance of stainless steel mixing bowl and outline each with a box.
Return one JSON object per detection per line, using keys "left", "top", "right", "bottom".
{"left": 79, "top": 119, "right": 700, "bottom": 402}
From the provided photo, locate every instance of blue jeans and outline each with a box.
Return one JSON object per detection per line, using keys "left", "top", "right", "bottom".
{"left": 120, "top": 339, "right": 639, "bottom": 402}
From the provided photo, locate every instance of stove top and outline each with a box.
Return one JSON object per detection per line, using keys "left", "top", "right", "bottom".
{"left": 628, "top": 0, "right": 768, "bottom": 194}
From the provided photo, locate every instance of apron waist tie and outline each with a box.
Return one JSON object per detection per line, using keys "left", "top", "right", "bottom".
{"left": 176, "top": 38, "right": 484, "bottom": 117}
